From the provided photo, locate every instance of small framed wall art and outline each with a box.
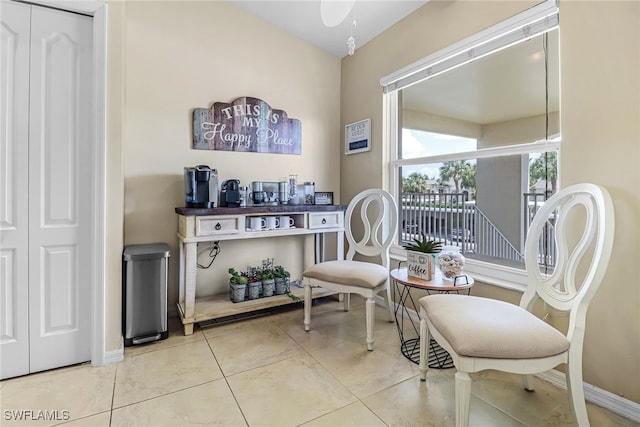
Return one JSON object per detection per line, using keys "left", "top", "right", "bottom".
{"left": 314, "top": 192, "right": 334, "bottom": 205}
{"left": 345, "top": 118, "right": 371, "bottom": 155}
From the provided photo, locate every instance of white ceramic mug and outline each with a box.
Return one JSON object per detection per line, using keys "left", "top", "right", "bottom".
{"left": 249, "top": 217, "right": 266, "bottom": 231}
{"left": 265, "top": 216, "right": 278, "bottom": 230}
{"left": 278, "top": 216, "right": 295, "bottom": 229}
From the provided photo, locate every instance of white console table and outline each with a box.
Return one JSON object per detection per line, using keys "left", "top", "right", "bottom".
{"left": 175, "top": 205, "right": 346, "bottom": 335}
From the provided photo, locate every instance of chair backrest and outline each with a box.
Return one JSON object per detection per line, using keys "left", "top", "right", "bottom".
{"left": 344, "top": 189, "right": 398, "bottom": 267}
{"left": 521, "top": 183, "right": 614, "bottom": 336}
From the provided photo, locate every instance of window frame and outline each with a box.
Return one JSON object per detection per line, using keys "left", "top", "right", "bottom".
{"left": 381, "top": 0, "right": 559, "bottom": 291}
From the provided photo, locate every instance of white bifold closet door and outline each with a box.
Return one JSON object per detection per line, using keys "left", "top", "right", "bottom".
{"left": 1, "top": 1, "right": 94, "bottom": 379}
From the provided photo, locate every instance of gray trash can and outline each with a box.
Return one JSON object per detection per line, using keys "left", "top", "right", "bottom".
{"left": 123, "top": 243, "right": 171, "bottom": 346}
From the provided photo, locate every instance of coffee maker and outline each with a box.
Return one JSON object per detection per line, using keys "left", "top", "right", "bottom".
{"left": 220, "top": 179, "right": 241, "bottom": 207}
{"left": 184, "top": 165, "right": 219, "bottom": 208}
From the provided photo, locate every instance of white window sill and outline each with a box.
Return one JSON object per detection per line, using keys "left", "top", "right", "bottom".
{"left": 390, "top": 246, "right": 527, "bottom": 294}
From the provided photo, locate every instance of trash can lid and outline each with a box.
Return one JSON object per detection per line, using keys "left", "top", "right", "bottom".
{"left": 123, "top": 243, "right": 171, "bottom": 261}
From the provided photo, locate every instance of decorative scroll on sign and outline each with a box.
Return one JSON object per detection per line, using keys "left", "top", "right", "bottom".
{"left": 192, "top": 97, "right": 302, "bottom": 155}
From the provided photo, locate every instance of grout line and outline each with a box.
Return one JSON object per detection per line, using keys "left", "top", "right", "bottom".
{"left": 109, "top": 363, "right": 117, "bottom": 425}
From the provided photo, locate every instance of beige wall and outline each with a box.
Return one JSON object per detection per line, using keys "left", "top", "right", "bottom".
{"left": 104, "top": 1, "right": 341, "bottom": 349}
{"left": 105, "top": 0, "right": 125, "bottom": 352}
{"left": 559, "top": 0, "right": 639, "bottom": 402}
{"left": 123, "top": 0, "right": 341, "bottom": 299}
{"left": 340, "top": 0, "right": 639, "bottom": 404}
{"left": 101, "top": 0, "right": 640, "bottom": 403}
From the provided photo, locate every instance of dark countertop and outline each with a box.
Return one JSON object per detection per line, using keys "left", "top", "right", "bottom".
{"left": 175, "top": 204, "right": 347, "bottom": 216}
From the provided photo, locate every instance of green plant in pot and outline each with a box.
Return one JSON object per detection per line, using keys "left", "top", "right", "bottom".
{"left": 403, "top": 232, "right": 443, "bottom": 281}
{"left": 404, "top": 232, "right": 443, "bottom": 254}
{"left": 273, "top": 266, "right": 290, "bottom": 295}
{"left": 261, "top": 269, "right": 276, "bottom": 297}
{"left": 246, "top": 269, "right": 263, "bottom": 300}
{"left": 228, "top": 268, "right": 248, "bottom": 285}
{"left": 228, "top": 268, "right": 248, "bottom": 303}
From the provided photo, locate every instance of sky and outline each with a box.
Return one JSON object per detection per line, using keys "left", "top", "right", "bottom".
{"left": 401, "top": 129, "right": 477, "bottom": 179}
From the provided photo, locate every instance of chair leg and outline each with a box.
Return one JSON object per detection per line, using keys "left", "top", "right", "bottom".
{"left": 567, "top": 349, "right": 590, "bottom": 426}
{"left": 419, "top": 316, "right": 429, "bottom": 381}
{"left": 366, "top": 297, "right": 375, "bottom": 350}
{"left": 455, "top": 371, "right": 472, "bottom": 427}
{"left": 522, "top": 374, "right": 535, "bottom": 391}
{"left": 343, "top": 293, "right": 351, "bottom": 311}
{"left": 304, "top": 281, "right": 311, "bottom": 332}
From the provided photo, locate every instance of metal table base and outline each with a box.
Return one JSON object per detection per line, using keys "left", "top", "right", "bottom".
{"left": 400, "top": 337, "right": 454, "bottom": 369}
{"left": 391, "top": 267, "right": 472, "bottom": 369}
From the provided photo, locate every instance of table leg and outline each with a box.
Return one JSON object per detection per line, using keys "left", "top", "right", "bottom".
{"left": 314, "top": 233, "right": 326, "bottom": 264}
{"left": 182, "top": 241, "right": 197, "bottom": 336}
{"left": 183, "top": 323, "right": 194, "bottom": 336}
{"left": 178, "top": 240, "right": 185, "bottom": 314}
{"left": 338, "top": 230, "right": 345, "bottom": 302}
{"left": 336, "top": 230, "right": 344, "bottom": 260}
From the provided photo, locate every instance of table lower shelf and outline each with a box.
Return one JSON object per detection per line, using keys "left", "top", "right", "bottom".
{"left": 400, "top": 337, "right": 454, "bottom": 369}
{"left": 177, "top": 283, "right": 334, "bottom": 334}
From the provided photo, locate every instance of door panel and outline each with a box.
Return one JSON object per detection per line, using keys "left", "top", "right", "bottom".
{"left": 28, "top": 6, "right": 93, "bottom": 373}
{"left": 42, "top": 245, "right": 78, "bottom": 334}
{"left": 41, "top": 31, "right": 79, "bottom": 226}
{"left": 0, "top": 3, "right": 93, "bottom": 378}
{"left": 0, "top": 0, "right": 31, "bottom": 379}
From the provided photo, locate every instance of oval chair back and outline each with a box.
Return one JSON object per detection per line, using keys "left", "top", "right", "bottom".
{"left": 303, "top": 188, "right": 398, "bottom": 351}
{"left": 418, "top": 183, "right": 614, "bottom": 427}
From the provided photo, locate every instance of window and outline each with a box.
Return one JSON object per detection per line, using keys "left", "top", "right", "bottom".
{"left": 382, "top": 1, "right": 559, "bottom": 289}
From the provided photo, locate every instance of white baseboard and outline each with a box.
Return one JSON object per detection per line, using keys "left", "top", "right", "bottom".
{"left": 535, "top": 370, "right": 640, "bottom": 423}
{"left": 379, "top": 295, "right": 640, "bottom": 423}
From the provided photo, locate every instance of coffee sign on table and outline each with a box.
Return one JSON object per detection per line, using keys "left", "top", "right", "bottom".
{"left": 192, "top": 97, "right": 302, "bottom": 155}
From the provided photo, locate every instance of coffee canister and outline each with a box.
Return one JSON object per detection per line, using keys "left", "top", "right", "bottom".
{"left": 278, "top": 181, "right": 289, "bottom": 204}
{"left": 251, "top": 181, "right": 264, "bottom": 205}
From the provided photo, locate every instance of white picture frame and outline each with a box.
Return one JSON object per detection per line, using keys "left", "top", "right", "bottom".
{"left": 345, "top": 118, "right": 371, "bottom": 155}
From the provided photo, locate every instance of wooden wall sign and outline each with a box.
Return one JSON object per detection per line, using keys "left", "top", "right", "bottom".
{"left": 193, "top": 97, "right": 302, "bottom": 155}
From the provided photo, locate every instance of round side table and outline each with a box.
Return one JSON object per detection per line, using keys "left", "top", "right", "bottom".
{"left": 390, "top": 267, "right": 474, "bottom": 368}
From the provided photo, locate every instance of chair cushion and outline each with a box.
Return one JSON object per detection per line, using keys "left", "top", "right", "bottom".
{"left": 303, "top": 260, "right": 388, "bottom": 290}
{"left": 420, "top": 294, "right": 570, "bottom": 359}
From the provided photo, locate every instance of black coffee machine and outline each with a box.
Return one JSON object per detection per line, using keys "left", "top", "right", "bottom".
{"left": 220, "top": 179, "right": 241, "bottom": 207}
{"left": 184, "top": 165, "right": 219, "bottom": 208}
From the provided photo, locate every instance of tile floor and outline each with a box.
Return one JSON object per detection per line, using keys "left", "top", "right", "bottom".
{"left": 1, "top": 296, "right": 637, "bottom": 427}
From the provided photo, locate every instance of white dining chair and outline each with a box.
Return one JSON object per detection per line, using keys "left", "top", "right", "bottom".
{"left": 303, "top": 188, "right": 398, "bottom": 350}
{"left": 418, "top": 183, "right": 615, "bottom": 427}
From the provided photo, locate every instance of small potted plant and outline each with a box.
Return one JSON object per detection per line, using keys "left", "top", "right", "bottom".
{"left": 246, "top": 268, "right": 262, "bottom": 300}
{"left": 403, "top": 232, "right": 443, "bottom": 281}
{"left": 261, "top": 269, "right": 276, "bottom": 297}
{"left": 273, "top": 265, "right": 290, "bottom": 295}
{"left": 228, "top": 268, "right": 248, "bottom": 303}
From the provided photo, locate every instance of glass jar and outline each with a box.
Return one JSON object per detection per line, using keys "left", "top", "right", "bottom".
{"left": 438, "top": 246, "right": 465, "bottom": 280}
{"left": 304, "top": 181, "right": 315, "bottom": 205}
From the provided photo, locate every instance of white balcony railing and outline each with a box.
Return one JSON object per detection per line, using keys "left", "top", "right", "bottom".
{"left": 401, "top": 192, "right": 555, "bottom": 268}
